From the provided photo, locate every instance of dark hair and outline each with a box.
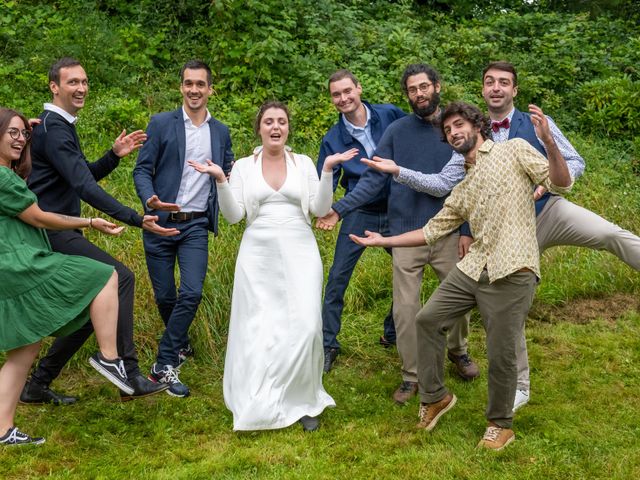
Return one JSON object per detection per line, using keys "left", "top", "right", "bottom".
{"left": 253, "top": 101, "right": 290, "bottom": 136}
{"left": 401, "top": 63, "right": 440, "bottom": 95}
{"left": 328, "top": 69, "right": 359, "bottom": 89}
{"left": 180, "top": 60, "right": 212, "bottom": 86}
{"left": 482, "top": 61, "right": 518, "bottom": 86}
{"left": 49, "top": 57, "right": 82, "bottom": 84}
{"left": 440, "top": 102, "right": 492, "bottom": 141}
{"left": 0, "top": 108, "right": 32, "bottom": 179}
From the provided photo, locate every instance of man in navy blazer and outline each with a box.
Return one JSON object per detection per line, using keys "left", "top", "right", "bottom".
{"left": 134, "top": 60, "right": 234, "bottom": 397}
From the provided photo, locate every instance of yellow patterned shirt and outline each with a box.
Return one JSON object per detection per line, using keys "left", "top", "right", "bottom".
{"left": 422, "top": 138, "right": 572, "bottom": 282}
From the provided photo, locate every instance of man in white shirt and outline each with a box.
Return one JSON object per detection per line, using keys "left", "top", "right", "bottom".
{"left": 134, "top": 60, "right": 234, "bottom": 398}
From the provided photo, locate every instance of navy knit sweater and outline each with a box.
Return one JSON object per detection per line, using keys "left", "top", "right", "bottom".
{"left": 28, "top": 110, "right": 143, "bottom": 227}
{"left": 333, "top": 114, "right": 453, "bottom": 235}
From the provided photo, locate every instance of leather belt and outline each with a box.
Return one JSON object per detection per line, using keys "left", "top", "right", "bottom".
{"left": 168, "top": 211, "right": 207, "bottom": 222}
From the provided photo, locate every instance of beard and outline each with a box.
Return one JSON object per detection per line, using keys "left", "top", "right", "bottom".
{"left": 409, "top": 91, "right": 440, "bottom": 118}
{"left": 451, "top": 134, "right": 478, "bottom": 155}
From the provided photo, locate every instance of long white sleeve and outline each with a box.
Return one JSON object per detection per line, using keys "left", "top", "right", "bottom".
{"left": 216, "top": 172, "right": 245, "bottom": 224}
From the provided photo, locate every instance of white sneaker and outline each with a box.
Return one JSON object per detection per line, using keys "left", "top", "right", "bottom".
{"left": 513, "top": 389, "right": 530, "bottom": 412}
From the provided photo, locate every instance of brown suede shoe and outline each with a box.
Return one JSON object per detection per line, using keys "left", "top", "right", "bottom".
{"left": 392, "top": 380, "right": 418, "bottom": 405}
{"left": 416, "top": 393, "right": 457, "bottom": 431}
{"left": 477, "top": 423, "right": 515, "bottom": 451}
{"left": 447, "top": 352, "right": 480, "bottom": 381}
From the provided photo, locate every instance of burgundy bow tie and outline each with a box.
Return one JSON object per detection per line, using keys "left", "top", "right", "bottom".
{"left": 491, "top": 118, "right": 510, "bottom": 133}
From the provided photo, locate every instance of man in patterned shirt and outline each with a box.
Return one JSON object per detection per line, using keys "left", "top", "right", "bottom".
{"left": 351, "top": 101, "right": 572, "bottom": 450}
{"left": 361, "top": 61, "right": 640, "bottom": 413}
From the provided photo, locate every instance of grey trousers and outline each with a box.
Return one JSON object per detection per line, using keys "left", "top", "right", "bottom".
{"left": 417, "top": 267, "right": 537, "bottom": 429}
{"left": 516, "top": 196, "right": 640, "bottom": 389}
{"left": 393, "top": 232, "right": 470, "bottom": 383}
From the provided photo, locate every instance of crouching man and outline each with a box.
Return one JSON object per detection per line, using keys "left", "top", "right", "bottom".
{"left": 351, "top": 101, "right": 572, "bottom": 450}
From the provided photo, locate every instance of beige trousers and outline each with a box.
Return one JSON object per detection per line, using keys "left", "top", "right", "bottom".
{"left": 417, "top": 267, "right": 536, "bottom": 429}
{"left": 393, "top": 232, "right": 470, "bottom": 383}
{"left": 516, "top": 196, "right": 640, "bottom": 389}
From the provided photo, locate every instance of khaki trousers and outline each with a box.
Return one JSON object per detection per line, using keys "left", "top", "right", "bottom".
{"left": 417, "top": 267, "right": 537, "bottom": 429}
{"left": 393, "top": 232, "right": 470, "bottom": 383}
{"left": 516, "top": 196, "right": 640, "bottom": 389}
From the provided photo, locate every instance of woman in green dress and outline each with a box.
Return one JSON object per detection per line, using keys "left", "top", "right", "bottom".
{"left": 0, "top": 108, "right": 133, "bottom": 446}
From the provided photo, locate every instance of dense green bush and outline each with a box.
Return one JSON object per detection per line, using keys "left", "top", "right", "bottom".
{"left": 577, "top": 76, "right": 640, "bottom": 138}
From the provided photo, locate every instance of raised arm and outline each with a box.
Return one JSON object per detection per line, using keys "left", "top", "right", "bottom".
{"left": 45, "top": 123, "right": 143, "bottom": 227}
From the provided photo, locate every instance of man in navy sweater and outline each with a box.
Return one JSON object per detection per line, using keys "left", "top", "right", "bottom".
{"left": 365, "top": 61, "right": 640, "bottom": 412}
{"left": 334, "top": 64, "right": 479, "bottom": 404}
{"left": 22, "top": 57, "right": 175, "bottom": 405}
{"left": 315, "top": 69, "right": 405, "bottom": 372}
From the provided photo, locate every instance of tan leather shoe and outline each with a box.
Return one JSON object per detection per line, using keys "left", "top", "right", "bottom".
{"left": 416, "top": 393, "right": 457, "bottom": 431}
{"left": 477, "top": 423, "right": 515, "bottom": 451}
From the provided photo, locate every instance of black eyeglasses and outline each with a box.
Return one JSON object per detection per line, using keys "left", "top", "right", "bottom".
{"left": 7, "top": 127, "right": 31, "bottom": 141}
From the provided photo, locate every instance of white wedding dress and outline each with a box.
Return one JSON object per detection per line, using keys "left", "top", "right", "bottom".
{"left": 221, "top": 152, "right": 335, "bottom": 430}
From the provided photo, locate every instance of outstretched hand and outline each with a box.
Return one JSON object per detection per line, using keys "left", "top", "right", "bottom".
{"left": 142, "top": 215, "right": 180, "bottom": 236}
{"left": 112, "top": 129, "right": 147, "bottom": 158}
{"left": 91, "top": 218, "right": 125, "bottom": 236}
{"left": 360, "top": 155, "right": 400, "bottom": 176}
{"left": 188, "top": 159, "right": 226, "bottom": 183}
{"left": 349, "top": 230, "right": 384, "bottom": 247}
{"left": 146, "top": 195, "right": 180, "bottom": 212}
{"left": 315, "top": 209, "right": 340, "bottom": 231}
{"left": 322, "top": 148, "right": 360, "bottom": 172}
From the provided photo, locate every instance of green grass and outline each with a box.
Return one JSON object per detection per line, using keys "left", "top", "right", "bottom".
{"left": 1, "top": 312, "right": 639, "bottom": 479}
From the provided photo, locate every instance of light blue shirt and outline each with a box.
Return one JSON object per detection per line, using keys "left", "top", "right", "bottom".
{"left": 342, "top": 104, "right": 376, "bottom": 157}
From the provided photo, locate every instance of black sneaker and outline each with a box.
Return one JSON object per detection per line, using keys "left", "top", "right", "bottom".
{"left": 0, "top": 427, "right": 45, "bottom": 446}
{"left": 177, "top": 344, "right": 195, "bottom": 368}
{"left": 148, "top": 363, "right": 190, "bottom": 397}
{"left": 89, "top": 352, "right": 134, "bottom": 395}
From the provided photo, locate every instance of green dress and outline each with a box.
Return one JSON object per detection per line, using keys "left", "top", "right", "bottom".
{"left": 0, "top": 167, "right": 114, "bottom": 351}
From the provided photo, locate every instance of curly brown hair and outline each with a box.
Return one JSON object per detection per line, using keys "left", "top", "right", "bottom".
{"left": 440, "top": 102, "right": 492, "bottom": 142}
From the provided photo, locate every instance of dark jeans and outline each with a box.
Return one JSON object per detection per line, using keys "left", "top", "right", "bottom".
{"left": 31, "top": 229, "right": 140, "bottom": 385}
{"left": 322, "top": 209, "right": 396, "bottom": 350}
{"left": 143, "top": 217, "right": 209, "bottom": 367}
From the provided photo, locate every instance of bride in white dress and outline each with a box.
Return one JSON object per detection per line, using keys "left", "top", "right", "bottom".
{"left": 190, "top": 101, "right": 357, "bottom": 431}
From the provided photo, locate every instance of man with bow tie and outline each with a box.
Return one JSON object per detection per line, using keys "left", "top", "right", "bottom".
{"left": 361, "top": 60, "right": 640, "bottom": 413}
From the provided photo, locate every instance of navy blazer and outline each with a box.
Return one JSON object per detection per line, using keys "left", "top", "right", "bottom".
{"left": 133, "top": 107, "right": 234, "bottom": 235}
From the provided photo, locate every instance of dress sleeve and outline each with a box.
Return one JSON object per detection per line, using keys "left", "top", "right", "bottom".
{"left": 217, "top": 160, "right": 246, "bottom": 224}
{"left": 305, "top": 155, "right": 333, "bottom": 217}
{"left": 0, "top": 169, "right": 37, "bottom": 217}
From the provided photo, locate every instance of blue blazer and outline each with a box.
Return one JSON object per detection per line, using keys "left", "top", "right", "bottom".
{"left": 133, "top": 107, "right": 234, "bottom": 235}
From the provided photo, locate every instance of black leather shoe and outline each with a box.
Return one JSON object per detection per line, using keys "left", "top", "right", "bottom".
{"left": 299, "top": 415, "right": 319, "bottom": 432}
{"left": 20, "top": 380, "right": 77, "bottom": 406}
{"left": 119, "top": 374, "right": 169, "bottom": 401}
{"left": 323, "top": 347, "right": 339, "bottom": 373}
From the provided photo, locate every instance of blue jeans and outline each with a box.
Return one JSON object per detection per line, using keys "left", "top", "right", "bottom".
{"left": 143, "top": 217, "right": 209, "bottom": 367}
{"left": 322, "top": 209, "right": 395, "bottom": 349}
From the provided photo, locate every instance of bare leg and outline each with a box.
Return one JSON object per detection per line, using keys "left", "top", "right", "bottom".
{"left": 89, "top": 271, "right": 120, "bottom": 360}
{"left": 0, "top": 342, "right": 41, "bottom": 433}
